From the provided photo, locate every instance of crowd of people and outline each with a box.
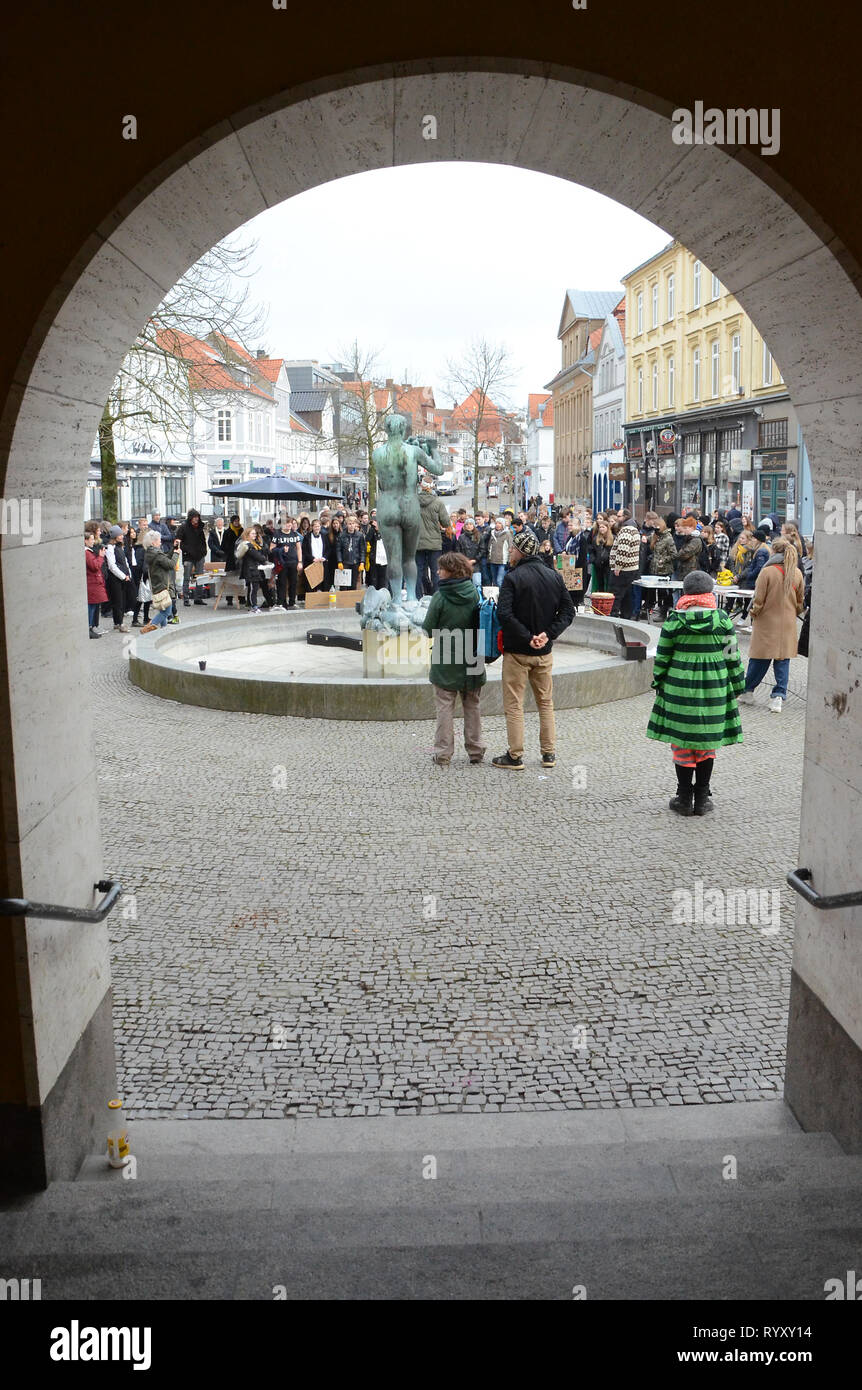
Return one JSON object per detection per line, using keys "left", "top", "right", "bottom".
{"left": 420, "top": 511, "right": 808, "bottom": 805}
{"left": 84, "top": 496, "right": 814, "bottom": 639}
{"left": 85, "top": 493, "right": 810, "bottom": 812}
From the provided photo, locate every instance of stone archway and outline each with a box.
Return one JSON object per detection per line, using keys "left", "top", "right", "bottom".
{"left": 2, "top": 63, "right": 860, "bottom": 1185}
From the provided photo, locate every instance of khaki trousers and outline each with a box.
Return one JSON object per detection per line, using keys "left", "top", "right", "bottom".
{"left": 501, "top": 651, "right": 555, "bottom": 759}
{"left": 432, "top": 686, "right": 485, "bottom": 761}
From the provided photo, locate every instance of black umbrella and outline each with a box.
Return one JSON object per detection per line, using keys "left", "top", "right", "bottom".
{"left": 205, "top": 475, "right": 344, "bottom": 501}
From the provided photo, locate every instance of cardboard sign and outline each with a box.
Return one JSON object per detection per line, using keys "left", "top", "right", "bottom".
{"left": 304, "top": 559, "right": 324, "bottom": 588}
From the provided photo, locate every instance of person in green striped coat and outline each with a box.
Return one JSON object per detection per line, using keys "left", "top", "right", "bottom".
{"left": 647, "top": 570, "right": 745, "bottom": 817}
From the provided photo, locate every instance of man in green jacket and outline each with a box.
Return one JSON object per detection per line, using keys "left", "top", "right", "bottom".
{"left": 421, "top": 550, "right": 487, "bottom": 766}
{"left": 415, "top": 480, "right": 452, "bottom": 601}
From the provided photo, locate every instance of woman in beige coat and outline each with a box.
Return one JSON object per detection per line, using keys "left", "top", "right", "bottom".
{"left": 738, "top": 537, "right": 805, "bottom": 712}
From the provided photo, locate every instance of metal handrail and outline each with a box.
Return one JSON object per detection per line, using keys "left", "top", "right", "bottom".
{"left": 787, "top": 868, "right": 862, "bottom": 911}
{"left": 0, "top": 879, "right": 123, "bottom": 922}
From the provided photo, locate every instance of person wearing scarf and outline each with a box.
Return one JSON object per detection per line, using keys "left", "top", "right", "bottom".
{"left": 647, "top": 570, "right": 745, "bottom": 816}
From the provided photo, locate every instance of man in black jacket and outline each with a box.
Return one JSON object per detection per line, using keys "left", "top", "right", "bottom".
{"left": 493, "top": 527, "right": 574, "bottom": 771}
{"left": 177, "top": 508, "right": 208, "bottom": 606}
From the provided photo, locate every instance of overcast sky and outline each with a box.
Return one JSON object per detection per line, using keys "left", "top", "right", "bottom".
{"left": 239, "top": 162, "right": 671, "bottom": 410}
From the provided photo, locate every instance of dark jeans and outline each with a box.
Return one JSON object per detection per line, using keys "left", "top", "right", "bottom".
{"left": 132, "top": 600, "right": 151, "bottom": 624}
{"left": 610, "top": 570, "right": 638, "bottom": 619}
{"left": 745, "top": 657, "right": 790, "bottom": 700}
{"left": 87, "top": 602, "right": 100, "bottom": 629}
{"left": 415, "top": 549, "right": 440, "bottom": 599}
{"left": 277, "top": 565, "right": 298, "bottom": 607}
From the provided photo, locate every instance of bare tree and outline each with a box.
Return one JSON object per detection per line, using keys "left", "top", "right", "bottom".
{"left": 446, "top": 339, "right": 517, "bottom": 513}
{"left": 326, "top": 341, "right": 423, "bottom": 507}
{"left": 97, "top": 235, "right": 267, "bottom": 521}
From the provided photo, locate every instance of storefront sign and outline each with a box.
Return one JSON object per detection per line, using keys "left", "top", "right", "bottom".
{"left": 741, "top": 478, "right": 755, "bottom": 518}
{"left": 609, "top": 460, "right": 627, "bottom": 480}
{"left": 659, "top": 428, "right": 676, "bottom": 444}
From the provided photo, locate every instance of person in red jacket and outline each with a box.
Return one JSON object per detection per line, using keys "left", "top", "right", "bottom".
{"left": 85, "top": 528, "right": 108, "bottom": 638}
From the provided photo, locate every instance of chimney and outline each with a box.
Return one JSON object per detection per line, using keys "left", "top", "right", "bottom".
{"left": 256, "top": 349, "right": 267, "bottom": 359}
{"left": 385, "top": 378, "right": 394, "bottom": 390}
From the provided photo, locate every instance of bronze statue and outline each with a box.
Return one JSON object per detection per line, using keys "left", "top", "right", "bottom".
{"left": 373, "top": 414, "right": 445, "bottom": 598}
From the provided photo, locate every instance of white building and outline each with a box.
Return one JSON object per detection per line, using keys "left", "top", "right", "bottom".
{"left": 590, "top": 299, "right": 627, "bottom": 513}
{"left": 88, "top": 334, "right": 343, "bottom": 522}
{"left": 525, "top": 393, "right": 555, "bottom": 501}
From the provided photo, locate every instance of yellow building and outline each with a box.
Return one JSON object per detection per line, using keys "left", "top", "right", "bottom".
{"left": 621, "top": 241, "right": 806, "bottom": 521}
{"left": 545, "top": 290, "right": 622, "bottom": 504}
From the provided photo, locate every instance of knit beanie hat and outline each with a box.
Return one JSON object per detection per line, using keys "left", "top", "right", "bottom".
{"left": 511, "top": 528, "right": 539, "bottom": 557}
{"left": 682, "top": 569, "right": 715, "bottom": 595}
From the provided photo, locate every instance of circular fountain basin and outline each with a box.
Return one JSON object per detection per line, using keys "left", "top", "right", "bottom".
{"left": 128, "top": 609, "right": 658, "bottom": 720}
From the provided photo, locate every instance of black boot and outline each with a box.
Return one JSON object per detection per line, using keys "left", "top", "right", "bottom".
{"left": 669, "top": 765, "right": 694, "bottom": 816}
{"left": 693, "top": 757, "right": 715, "bottom": 815}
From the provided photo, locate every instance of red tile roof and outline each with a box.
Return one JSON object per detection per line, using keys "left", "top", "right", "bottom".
{"left": 254, "top": 357, "right": 284, "bottom": 383}
{"left": 450, "top": 389, "right": 504, "bottom": 443}
{"left": 528, "top": 392, "right": 552, "bottom": 420}
{"left": 154, "top": 327, "right": 274, "bottom": 399}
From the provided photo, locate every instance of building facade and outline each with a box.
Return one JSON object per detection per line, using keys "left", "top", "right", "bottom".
{"left": 622, "top": 241, "right": 813, "bottom": 529}
{"left": 545, "top": 289, "right": 622, "bottom": 505}
{"left": 590, "top": 299, "right": 627, "bottom": 514}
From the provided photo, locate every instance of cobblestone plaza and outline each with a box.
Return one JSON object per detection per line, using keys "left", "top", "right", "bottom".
{"left": 96, "top": 613, "right": 807, "bottom": 1120}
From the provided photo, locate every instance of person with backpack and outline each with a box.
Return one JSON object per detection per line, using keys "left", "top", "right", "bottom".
{"left": 493, "top": 527, "right": 574, "bottom": 771}
{"left": 673, "top": 515, "right": 705, "bottom": 578}
{"left": 420, "top": 550, "right": 487, "bottom": 766}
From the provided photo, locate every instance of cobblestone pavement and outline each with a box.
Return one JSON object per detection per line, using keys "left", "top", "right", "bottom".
{"left": 91, "top": 608, "right": 808, "bottom": 1118}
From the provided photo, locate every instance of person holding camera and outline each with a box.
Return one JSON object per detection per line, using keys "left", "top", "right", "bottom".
{"left": 84, "top": 528, "right": 108, "bottom": 638}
